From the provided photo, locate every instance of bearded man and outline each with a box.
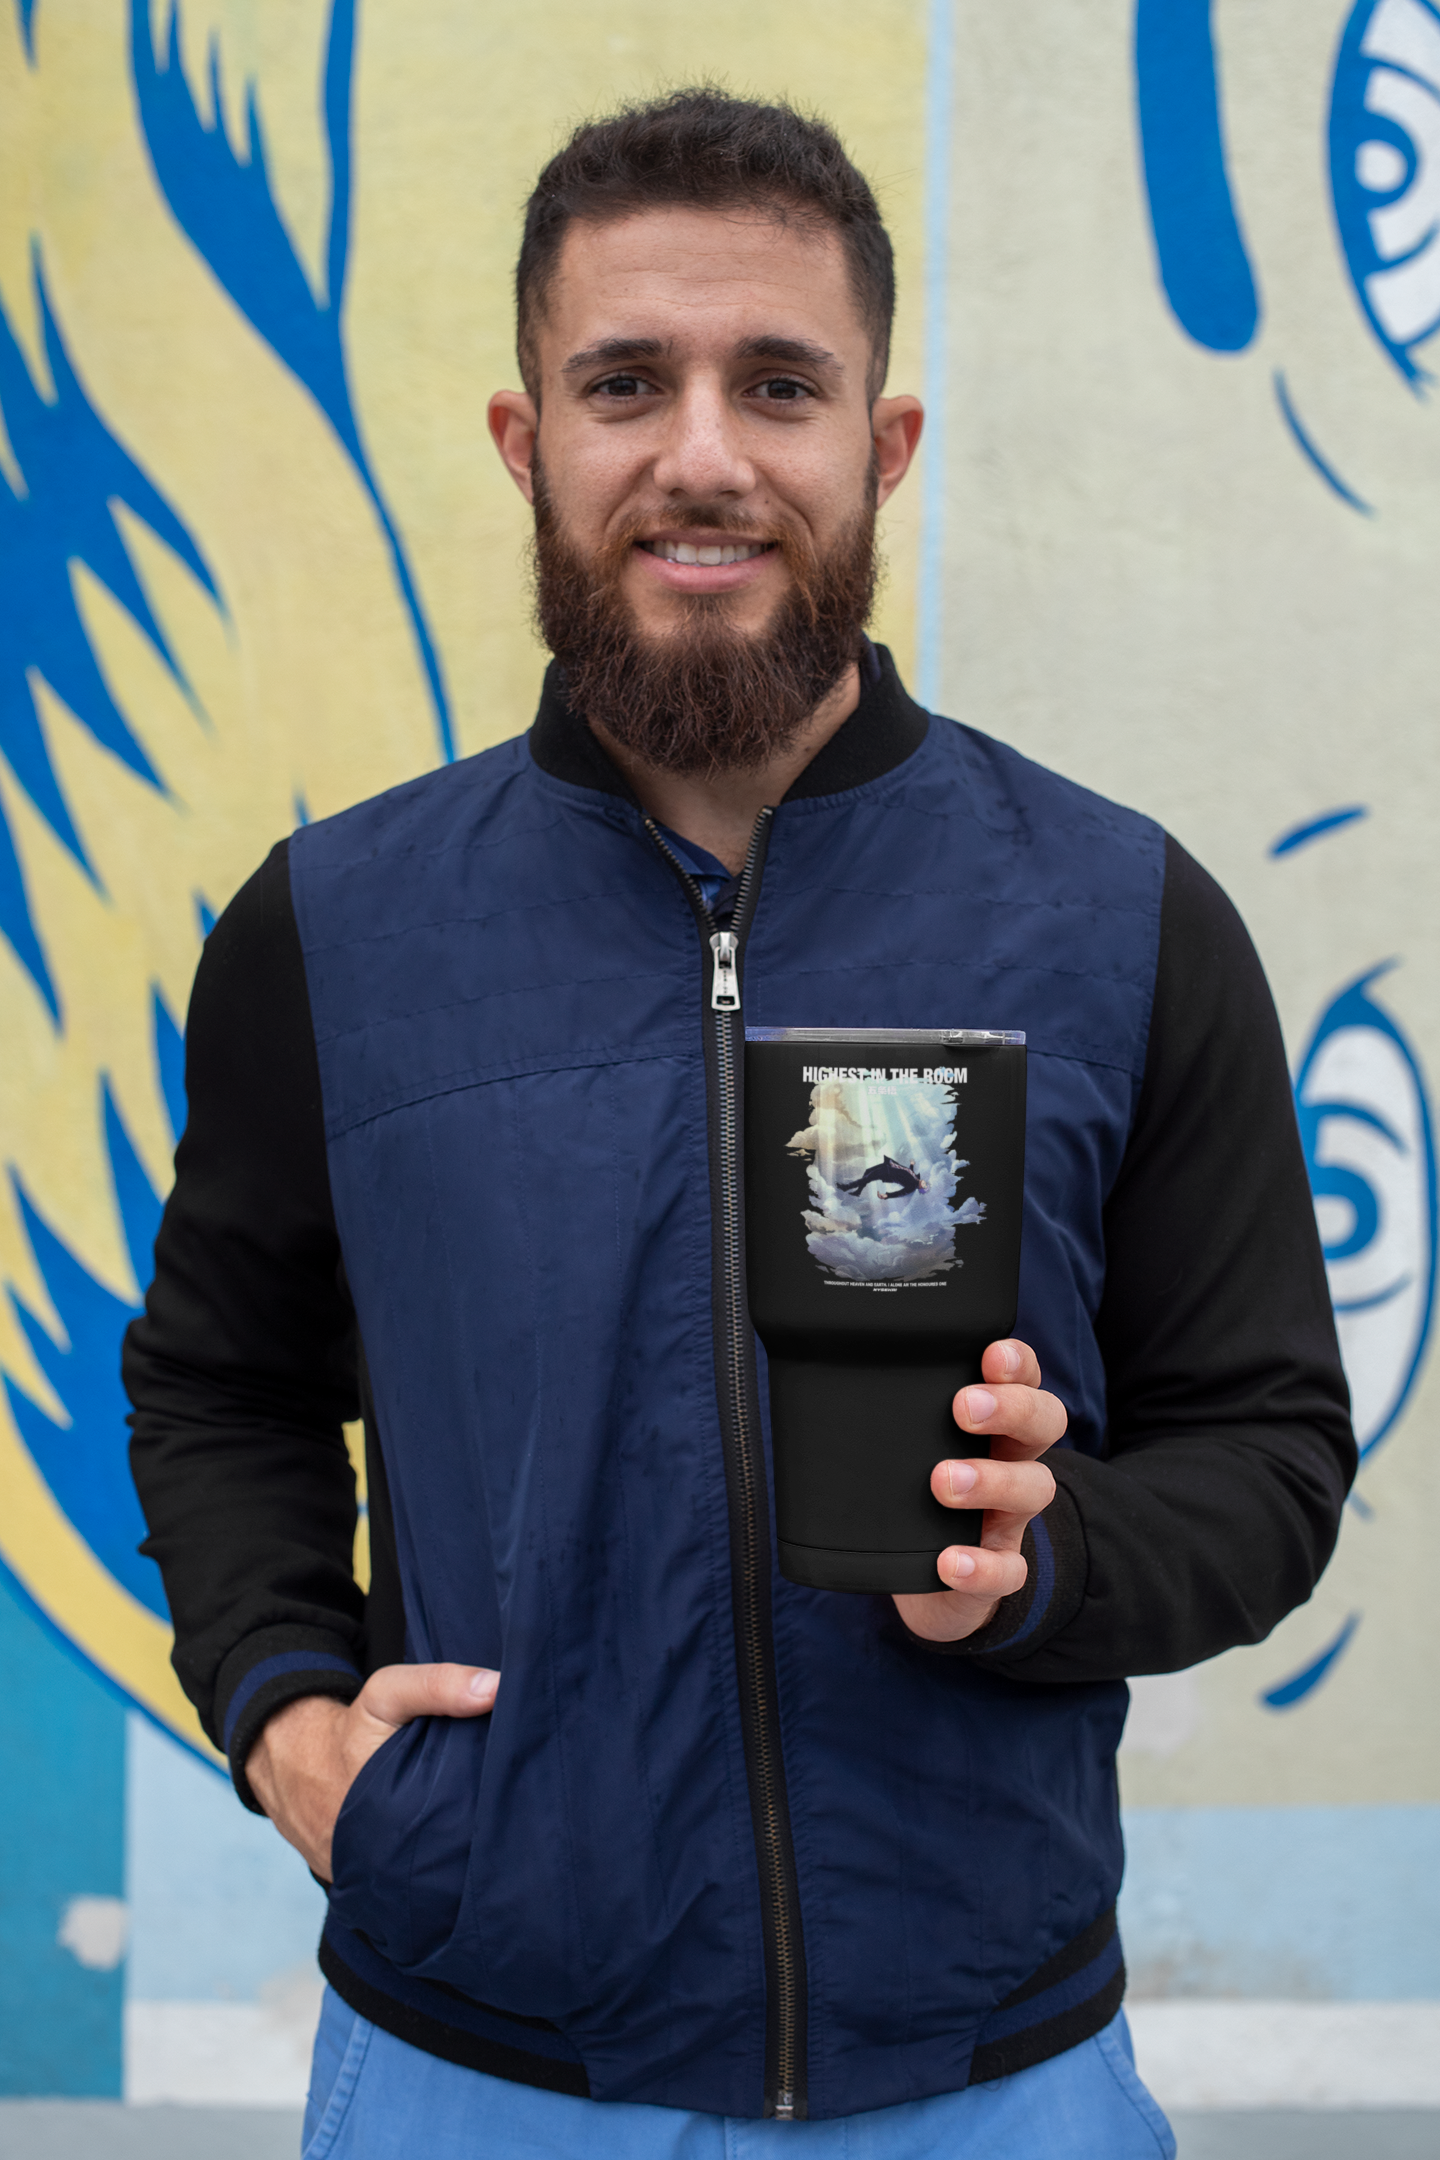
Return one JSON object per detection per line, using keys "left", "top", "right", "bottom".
{"left": 126, "top": 90, "right": 1352, "bottom": 2160}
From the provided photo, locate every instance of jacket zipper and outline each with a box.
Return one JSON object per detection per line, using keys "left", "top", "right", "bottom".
{"left": 646, "top": 809, "right": 807, "bottom": 2121}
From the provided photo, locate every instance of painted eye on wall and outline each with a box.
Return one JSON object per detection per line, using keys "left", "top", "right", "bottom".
{"left": 1330, "top": 0, "right": 1440, "bottom": 378}
{"left": 1355, "top": 136, "right": 1410, "bottom": 192}
{"left": 1295, "top": 966, "right": 1437, "bottom": 1459}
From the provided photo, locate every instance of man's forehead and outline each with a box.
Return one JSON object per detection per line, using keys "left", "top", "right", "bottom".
{"left": 543, "top": 206, "right": 863, "bottom": 354}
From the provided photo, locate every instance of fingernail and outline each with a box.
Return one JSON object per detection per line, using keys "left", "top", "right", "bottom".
{"left": 997, "top": 1342, "right": 1021, "bottom": 1376}
{"left": 947, "top": 1550, "right": 977, "bottom": 1580}
{"left": 965, "top": 1388, "right": 997, "bottom": 1424}
{"left": 468, "top": 1670, "right": 497, "bottom": 1698}
{"left": 947, "top": 1460, "right": 978, "bottom": 1499}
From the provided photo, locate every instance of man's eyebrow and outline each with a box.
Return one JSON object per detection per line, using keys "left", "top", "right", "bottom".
{"left": 562, "top": 337, "right": 667, "bottom": 375}
{"left": 734, "top": 335, "right": 840, "bottom": 372}
{"left": 560, "top": 334, "right": 843, "bottom": 377}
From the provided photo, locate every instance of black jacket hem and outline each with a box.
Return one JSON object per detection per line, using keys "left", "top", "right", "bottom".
{"left": 316, "top": 1908, "right": 1126, "bottom": 2108}
{"left": 319, "top": 1924, "right": 590, "bottom": 2097}
{"left": 967, "top": 1905, "right": 1127, "bottom": 2084}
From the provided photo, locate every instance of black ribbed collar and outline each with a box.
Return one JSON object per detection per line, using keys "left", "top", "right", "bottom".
{"left": 527, "top": 640, "right": 929, "bottom": 804}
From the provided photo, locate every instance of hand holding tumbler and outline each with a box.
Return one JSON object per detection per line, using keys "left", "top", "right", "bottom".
{"left": 745, "top": 1029, "right": 1027, "bottom": 1593}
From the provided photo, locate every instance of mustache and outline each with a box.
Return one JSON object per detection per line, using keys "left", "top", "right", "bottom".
{"left": 592, "top": 505, "right": 825, "bottom": 626}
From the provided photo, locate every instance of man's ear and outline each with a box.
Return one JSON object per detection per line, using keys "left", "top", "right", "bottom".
{"left": 488, "top": 390, "right": 539, "bottom": 504}
{"left": 871, "top": 395, "right": 924, "bottom": 510}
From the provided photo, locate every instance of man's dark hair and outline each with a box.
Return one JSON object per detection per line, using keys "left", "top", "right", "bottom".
{"left": 517, "top": 87, "right": 895, "bottom": 399}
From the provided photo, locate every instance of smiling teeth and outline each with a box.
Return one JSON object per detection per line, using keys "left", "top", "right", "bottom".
{"left": 651, "top": 540, "right": 767, "bottom": 565}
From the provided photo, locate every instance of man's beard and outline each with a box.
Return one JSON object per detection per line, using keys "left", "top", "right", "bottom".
{"left": 529, "top": 455, "right": 879, "bottom": 776}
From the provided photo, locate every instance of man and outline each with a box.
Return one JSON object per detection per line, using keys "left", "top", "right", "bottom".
{"left": 126, "top": 90, "right": 1353, "bottom": 2158}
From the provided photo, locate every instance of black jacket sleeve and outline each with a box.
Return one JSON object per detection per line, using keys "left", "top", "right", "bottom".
{"left": 945, "top": 835, "right": 1356, "bottom": 1679}
{"left": 124, "top": 841, "right": 366, "bottom": 1803}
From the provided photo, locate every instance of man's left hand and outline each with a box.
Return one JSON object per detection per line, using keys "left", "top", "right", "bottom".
{"left": 894, "top": 1338, "right": 1064, "bottom": 1645}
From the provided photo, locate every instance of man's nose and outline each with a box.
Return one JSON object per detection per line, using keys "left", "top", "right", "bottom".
{"left": 650, "top": 378, "right": 757, "bottom": 501}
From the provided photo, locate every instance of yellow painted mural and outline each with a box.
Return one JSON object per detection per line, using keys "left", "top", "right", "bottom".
{"left": 0, "top": 0, "right": 927, "bottom": 1762}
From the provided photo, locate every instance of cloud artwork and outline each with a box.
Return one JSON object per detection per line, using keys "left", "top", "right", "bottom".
{"left": 786, "top": 1078, "right": 986, "bottom": 1282}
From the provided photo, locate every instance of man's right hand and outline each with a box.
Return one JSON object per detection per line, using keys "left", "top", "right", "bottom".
{"left": 245, "top": 1663, "right": 500, "bottom": 1882}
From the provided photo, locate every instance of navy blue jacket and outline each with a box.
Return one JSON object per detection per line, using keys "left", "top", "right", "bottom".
{"left": 126, "top": 649, "right": 1352, "bottom": 2120}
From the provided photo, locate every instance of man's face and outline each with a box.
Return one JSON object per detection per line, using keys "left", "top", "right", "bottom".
{"left": 489, "top": 205, "right": 920, "bottom": 770}
{"left": 516, "top": 206, "right": 892, "bottom": 628}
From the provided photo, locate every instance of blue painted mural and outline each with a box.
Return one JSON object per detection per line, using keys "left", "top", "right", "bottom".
{"left": 0, "top": 253, "right": 217, "bottom": 1017}
{"left": 1134, "top": 0, "right": 1261, "bottom": 352}
{"left": 1296, "top": 962, "right": 1437, "bottom": 1461}
{"left": 129, "top": 0, "right": 454, "bottom": 763}
{"left": 1136, "top": 0, "right": 1440, "bottom": 502}
{"left": 5, "top": 1002, "right": 181, "bottom": 1621}
{"left": 1135, "top": 1, "right": 1440, "bottom": 1710}
{"left": 1330, "top": 0, "right": 1440, "bottom": 385}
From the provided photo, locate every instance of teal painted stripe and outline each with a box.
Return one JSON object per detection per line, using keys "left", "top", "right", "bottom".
{"left": 0, "top": 1571, "right": 124, "bottom": 2096}
{"left": 1121, "top": 1806, "right": 1440, "bottom": 2000}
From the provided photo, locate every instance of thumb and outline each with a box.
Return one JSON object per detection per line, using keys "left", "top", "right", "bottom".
{"left": 356, "top": 1661, "right": 499, "bottom": 1731}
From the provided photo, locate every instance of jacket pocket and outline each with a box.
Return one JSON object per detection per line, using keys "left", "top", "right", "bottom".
{"left": 327, "top": 1711, "right": 491, "bottom": 1971}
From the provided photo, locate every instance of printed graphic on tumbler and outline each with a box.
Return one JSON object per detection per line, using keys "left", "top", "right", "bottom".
{"left": 786, "top": 1073, "right": 984, "bottom": 1281}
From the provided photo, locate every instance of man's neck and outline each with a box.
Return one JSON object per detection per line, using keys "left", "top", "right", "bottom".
{"left": 588, "top": 661, "right": 861, "bottom": 875}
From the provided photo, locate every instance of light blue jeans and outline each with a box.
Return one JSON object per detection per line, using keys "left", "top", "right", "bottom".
{"left": 302, "top": 1985, "right": 1175, "bottom": 2158}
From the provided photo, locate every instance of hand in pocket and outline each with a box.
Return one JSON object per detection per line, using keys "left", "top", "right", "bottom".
{"left": 246, "top": 1664, "right": 500, "bottom": 1880}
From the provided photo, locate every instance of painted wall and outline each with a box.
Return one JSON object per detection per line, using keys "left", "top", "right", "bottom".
{"left": 0, "top": 0, "right": 1434, "bottom": 2100}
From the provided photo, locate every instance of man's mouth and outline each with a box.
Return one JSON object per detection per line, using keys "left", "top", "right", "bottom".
{"left": 639, "top": 539, "right": 775, "bottom": 566}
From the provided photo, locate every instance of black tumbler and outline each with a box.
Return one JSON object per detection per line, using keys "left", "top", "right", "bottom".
{"left": 745, "top": 1028, "right": 1027, "bottom": 1594}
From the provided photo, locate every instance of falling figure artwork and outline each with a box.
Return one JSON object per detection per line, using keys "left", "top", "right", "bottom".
{"left": 786, "top": 1077, "right": 987, "bottom": 1282}
{"left": 837, "top": 1154, "right": 927, "bottom": 1199}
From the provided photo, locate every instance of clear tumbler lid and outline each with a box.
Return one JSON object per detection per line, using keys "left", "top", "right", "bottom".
{"left": 745, "top": 1027, "right": 1025, "bottom": 1045}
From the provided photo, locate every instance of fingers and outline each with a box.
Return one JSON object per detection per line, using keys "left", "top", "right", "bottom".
{"left": 980, "top": 1337, "right": 1042, "bottom": 1390}
{"left": 896, "top": 1348, "right": 1057, "bottom": 1648}
{"left": 951, "top": 1375, "right": 1066, "bottom": 1459}
{"left": 931, "top": 1455, "right": 1056, "bottom": 1523}
{"left": 357, "top": 1662, "right": 499, "bottom": 1732}
{"left": 934, "top": 1541, "right": 1030, "bottom": 1599}
{"left": 891, "top": 1543, "right": 1029, "bottom": 1644}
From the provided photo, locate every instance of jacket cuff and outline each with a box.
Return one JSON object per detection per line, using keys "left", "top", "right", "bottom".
{"left": 907, "top": 1471, "right": 1088, "bottom": 1663}
{"left": 215, "top": 1625, "right": 363, "bottom": 1812}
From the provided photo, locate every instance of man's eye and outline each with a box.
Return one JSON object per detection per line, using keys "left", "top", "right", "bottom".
{"left": 594, "top": 374, "right": 652, "bottom": 399}
{"left": 753, "top": 377, "right": 813, "bottom": 402}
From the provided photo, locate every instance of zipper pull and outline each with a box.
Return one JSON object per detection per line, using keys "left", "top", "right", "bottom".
{"left": 710, "top": 930, "right": 741, "bottom": 1012}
